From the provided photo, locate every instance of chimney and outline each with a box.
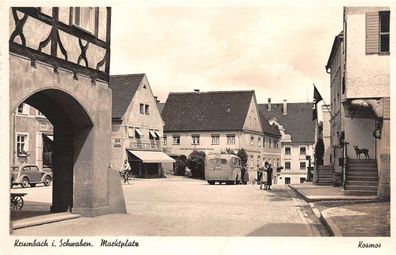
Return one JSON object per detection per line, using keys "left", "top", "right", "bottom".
{"left": 194, "top": 89, "right": 200, "bottom": 93}
{"left": 267, "top": 98, "right": 272, "bottom": 111}
{"left": 283, "top": 99, "right": 287, "bottom": 115}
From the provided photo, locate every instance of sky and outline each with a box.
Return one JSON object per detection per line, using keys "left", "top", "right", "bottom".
{"left": 110, "top": 2, "right": 344, "bottom": 104}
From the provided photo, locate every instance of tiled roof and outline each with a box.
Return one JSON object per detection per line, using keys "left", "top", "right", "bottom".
{"left": 257, "top": 103, "right": 315, "bottom": 144}
{"left": 109, "top": 74, "right": 145, "bottom": 119}
{"left": 161, "top": 91, "right": 255, "bottom": 132}
{"left": 259, "top": 112, "right": 281, "bottom": 137}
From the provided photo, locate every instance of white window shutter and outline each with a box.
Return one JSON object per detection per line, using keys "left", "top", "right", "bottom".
{"left": 366, "top": 12, "right": 379, "bottom": 54}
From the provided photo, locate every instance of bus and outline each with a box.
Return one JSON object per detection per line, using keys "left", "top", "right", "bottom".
{"left": 205, "top": 154, "right": 242, "bottom": 185}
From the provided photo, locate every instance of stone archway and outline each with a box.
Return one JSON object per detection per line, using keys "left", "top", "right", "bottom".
{"left": 10, "top": 54, "right": 126, "bottom": 216}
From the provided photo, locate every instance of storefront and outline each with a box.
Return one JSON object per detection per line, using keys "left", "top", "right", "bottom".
{"left": 127, "top": 150, "right": 175, "bottom": 178}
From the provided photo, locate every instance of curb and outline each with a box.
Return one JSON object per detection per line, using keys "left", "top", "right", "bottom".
{"left": 13, "top": 212, "right": 80, "bottom": 230}
{"left": 319, "top": 208, "right": 343, "bottom": 236}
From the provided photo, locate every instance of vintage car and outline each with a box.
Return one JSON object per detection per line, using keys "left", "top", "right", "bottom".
{"left": 10, "top": 164, "right": 52, "bottom": 188}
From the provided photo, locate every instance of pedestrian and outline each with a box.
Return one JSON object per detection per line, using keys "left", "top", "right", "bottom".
{"left": 241, "top": 165, "right": 247, "bottom": 184}
{"left": 120, "top": 159, "right": 131, "bottom": 183}
{"left": 259, "top": 166, "right": 267, "bottom": 190}
{"left": 266, "top": 163, "right": 273, "bottom": 190}
{"left": 256, "top": 164, "right": 262, "bottom": 187}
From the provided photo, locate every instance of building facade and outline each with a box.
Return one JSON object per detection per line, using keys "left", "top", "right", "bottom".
{"left": 258, "top": 100, "right": 316, "bottom": 184}
{"left": 161, "top": 90, "right": 278, "bottom": 182}
{"left": 12, "top": 103, "right": 53, "bottom": 169}
{"left": 110, "top": 74, "right": 174, "bottom": 178}
{"left": 326, "top": 7, "right": 391, "bottom": 197}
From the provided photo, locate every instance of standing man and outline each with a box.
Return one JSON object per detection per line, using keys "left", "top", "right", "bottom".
{"left": 266, "top": 163, "right": 273, "bottom": 190}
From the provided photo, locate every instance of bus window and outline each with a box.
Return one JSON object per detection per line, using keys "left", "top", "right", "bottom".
{"left": 221, "top": 159, "right": 227, "bottom": 164}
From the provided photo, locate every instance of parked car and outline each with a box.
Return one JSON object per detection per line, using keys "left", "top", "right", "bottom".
{"left": 10, "top": 164, "right": 52, "bottom": 188}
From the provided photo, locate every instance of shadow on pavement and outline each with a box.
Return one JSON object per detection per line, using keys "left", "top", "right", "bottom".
{"left": 11, "top": 201, "right": 52, "bottom": 221}
{"left": 246, "top": 223, "right": 311, "bottom": 236}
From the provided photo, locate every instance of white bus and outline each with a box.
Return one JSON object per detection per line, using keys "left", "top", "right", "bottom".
{"left": 205, "top": 154, "right": 242, "bottom": 185}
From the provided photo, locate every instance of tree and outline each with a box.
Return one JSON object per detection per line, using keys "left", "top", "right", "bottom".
{"left": 187, "top": 150, "right": 206, "bottom": 179}
{"left": 174, "top": 155, "right": 187, "bottom": 176}
{"left": 315, "top": 136, "right": 325, "bottom": 166}
{"left": 237, "top": 148, "right": 249, "bottom": 184}
{"left": 236, "top": 148, "right": 248, "bottom": 168}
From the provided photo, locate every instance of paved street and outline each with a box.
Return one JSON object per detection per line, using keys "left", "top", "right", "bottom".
{"left": 13, "top": 175, "right": 328, "bottom": 236}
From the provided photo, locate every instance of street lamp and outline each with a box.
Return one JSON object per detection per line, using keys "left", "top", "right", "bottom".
{"left": 305, "top": 155, "right": 313, "bottom": 181}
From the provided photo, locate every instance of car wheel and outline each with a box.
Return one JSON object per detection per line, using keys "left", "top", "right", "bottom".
{"left": 44, "top": 176, "right": 52, "bottom": 186}
{"left": 21, "top": 177, "right": 29, "bottom": 188}
{"left": 208, "top": 181, "right": 215, "bottom": 185}
{"left": 30, "top": 183, "right": 36, "bottom": 188}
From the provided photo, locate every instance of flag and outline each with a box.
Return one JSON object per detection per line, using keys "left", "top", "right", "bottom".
{"left": 313, "top": 85, "right": 323, "bottom": 120}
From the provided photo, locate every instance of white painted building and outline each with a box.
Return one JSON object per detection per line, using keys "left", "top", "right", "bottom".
{"left": 258, "top": 100, "right": 316, "bottom": 184}
{"left": 325, "top": 7, "right": 391, "bottom": 196}
{"left": 110, "top": 74, "right": 174, "bottom": 178}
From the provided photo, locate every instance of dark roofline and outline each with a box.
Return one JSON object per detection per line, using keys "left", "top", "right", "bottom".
{"left": 110, "top": 73, "right": 146, "bottom": 77}
{"left": 325, "top": 31, "right": 343, "bottom": 70}
{"left": 168, "top": 90, "right": 255, "bottom": 96}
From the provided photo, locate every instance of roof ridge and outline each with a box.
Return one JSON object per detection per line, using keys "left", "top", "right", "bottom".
{"left": 110, "top": 73, "right": 146, "bottom": 77}
{"left": 169, "top": 90, "right": 254, "bottom": 95}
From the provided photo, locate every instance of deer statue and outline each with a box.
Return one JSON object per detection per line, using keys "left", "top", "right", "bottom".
{"left": 353, "top": 145, "right": 369, "bottom": 159}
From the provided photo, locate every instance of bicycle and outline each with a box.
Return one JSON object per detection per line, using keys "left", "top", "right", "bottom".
{"left": 120, "top": 170, "right": 134, "bottom": 184}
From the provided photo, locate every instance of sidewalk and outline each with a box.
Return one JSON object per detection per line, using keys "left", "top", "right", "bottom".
{"left": 289, "top": 182, "right": 390, "bottom": 236}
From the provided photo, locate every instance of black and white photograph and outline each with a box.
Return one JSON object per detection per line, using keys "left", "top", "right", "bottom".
{"left": 0, "top": 0, "right": 394, "bottom": 254}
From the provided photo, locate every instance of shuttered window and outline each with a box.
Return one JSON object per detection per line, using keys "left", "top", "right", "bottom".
{"left": 366, "top": 11, "right": 390, "bottom": 54}
{"left": 366, "top": 12, "right": 379, "bottom": 54}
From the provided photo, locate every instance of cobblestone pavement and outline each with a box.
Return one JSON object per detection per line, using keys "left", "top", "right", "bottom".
{"left": 13, "top": 176, "right": 328, "bottom": 236}
{"left": 314, "top": 200, "right": 390, "bottom": 237}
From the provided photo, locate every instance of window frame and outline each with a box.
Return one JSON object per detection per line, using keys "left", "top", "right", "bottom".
{"left": 300, "top": 161, "right": 306, "bottom": 170}
{"left": 70, "top": 7, "right": 99, "bottom": 37}
{"left": 379, "top": 11, "right": 390, "bottom": 54}
{"left": 284, "top": 161, "right": 291, "bottom": 170}
{"left": 299, "top": 146, "right": 307, "bottom": 155}
{"left": 16, "top": 133, "right": 29, "bottom": 156}
{"left": 285, "top": 146, "right": 291, "bottom": 155}
{"left": 191, "top": 134, "right": 200, "bottom": 145}
{"left": 211, "top": 134, "right": 220, "bottom": 145}
{"left": 173, "top": 135, "right": 181, "bottom": 145}
{"left": 226, "top": 134, "right": 236, "bottom": 145}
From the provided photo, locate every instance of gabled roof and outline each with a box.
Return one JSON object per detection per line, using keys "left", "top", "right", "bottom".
{"left": 109, "top": 74, "right": 145, "bottom": 119}
{"left": 161, "top": 90, "right": 256, "bottom": 132}
{"left": 257, "top": 103, "right": 315, "bottom": 144}
{"left": 326, "top": 31, "right": 343, "bottom": 70}
{"left": 259, "top": 112, "right": 281, "bottom": 137}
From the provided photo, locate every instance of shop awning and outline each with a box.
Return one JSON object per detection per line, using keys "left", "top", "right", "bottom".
{"left": 43, "top": 134, "right": 53, "bottom": 141}
{"left": 127, "top": 150, "right": 175, "bottom": 163}
{"left": 154, "top": 131, "right": 161, "bottom": 138}
{"left": 149, "top": 131, "right": 157, "bottom": 138}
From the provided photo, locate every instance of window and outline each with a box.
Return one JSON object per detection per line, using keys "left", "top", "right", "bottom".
{"left": 226, "top": 134, "right": 235, "bottom": 144}
{"left": 300, "top": 177, "right": 306, "bottom": 184}
{"left": 285, "top": 147, "right": 291, "bottom": 155}
{"left": 72, "top": 7, "right": 98, "bottom": 36}
{"left": 300, "top": 161, "right": 306, "bottom": 170}
{"left": 258, "top": 137, "right": 261, "bottom": 147}
{"left": 250, "top": 155, "right": 254, "bottom": 168}
{"left": 173, "top": 135, "right": 180, "bottom": 145}
{"left": 379, "top": 11, "right": 390, "bottom": 53}
{"left": 135, "top": 128, "right": 143, "bottom": 138}
{"left": 128, "top": 127, "right": 134, "bottom": 138}
{"left": 269, "top": 138, "right": 272, "bottom": 148}
{"left": 263, "top": 137, "right": 265, "bottom": 148}
{"left": 163, "top": 135, "right": 167, "bottom": 145}
{"left": 149, "top": 130, "right": 157, "bottom": 140}
{"left": 300, "top": 146, "right": 306, "bottom": 155}
{"left": 17, "top": 103, "right": 29, "bottom": 115}
{"left": 192, "top": 135, "right": 200, "bottom": 145}
{"left": 285, "top": 177, "right": 291, "bottom": 184}
{"left": 211, "top": 135, "right": 220, "bottom": 145}
{"left": 16, "top": 134, "right": 28, "bottom": 156}
{"left": 273, "top": 139, "right": 277, "bottom": 148}
{"left": 285, "top": 161, "right": 291, "bottom": 170}
{"left": 114, "top": 138, "right": 121, "bottom": 147}
{"left": 257, "top": 156, "right": 260, "bottom": 167}
{"left": 145, "top": 105, "right": 150, "bottom": 115}
{"left": 366, "top": 11, "right": 390, "bottom": 54}
{"left": 139, "top": 104, "right": 144, "bottom": 114}
{"left": 250, "top": 136, "right": 254, "bottom": 146}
